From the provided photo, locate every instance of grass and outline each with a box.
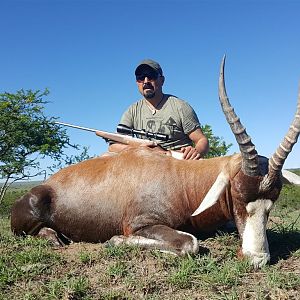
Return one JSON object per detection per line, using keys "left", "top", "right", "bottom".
{"left": 0, "top": 178, "right": 299, "bottom": 299}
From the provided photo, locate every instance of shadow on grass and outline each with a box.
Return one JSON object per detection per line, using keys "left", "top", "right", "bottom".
{"left": 268, "top": 228, "right": 300, "bottom": 264}
{"left": 188, "top": 221, "right": 300, "bottom": 265}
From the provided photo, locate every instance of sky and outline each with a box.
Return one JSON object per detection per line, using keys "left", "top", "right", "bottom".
{"left": 1, "top": 0, "right": 300, "bottom": 179}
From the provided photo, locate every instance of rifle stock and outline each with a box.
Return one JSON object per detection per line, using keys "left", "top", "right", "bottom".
{"left": 98, "top": 130, "right": 184, "bottom": 158}
{"left": 94, "top": 130, "right": 156, "bottom": 146}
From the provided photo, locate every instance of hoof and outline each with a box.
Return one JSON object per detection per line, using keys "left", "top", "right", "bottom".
{"left": 107, "top": 235, "right": 126, "bottom": 246}
{"left": 37, "top": 228, "right": 64, "bottom": 247}
{"left": 242, "top": 250, "right": 270, "bottom": 269}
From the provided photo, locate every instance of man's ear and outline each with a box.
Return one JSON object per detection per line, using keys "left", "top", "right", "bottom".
{"left": 161, "top": 76, "right": 165, "bottom": 85}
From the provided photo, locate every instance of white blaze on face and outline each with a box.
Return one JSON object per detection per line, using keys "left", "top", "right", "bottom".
{"left": 242, "top": 199, "right": 273, "bottom": 268}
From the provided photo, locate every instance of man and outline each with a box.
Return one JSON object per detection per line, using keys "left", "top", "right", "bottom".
{"left": 109, "top": 59, "right": 209, "bottom": 160}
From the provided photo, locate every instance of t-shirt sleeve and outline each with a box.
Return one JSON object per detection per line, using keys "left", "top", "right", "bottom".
{"left": 119, "top": 106, "right": 134, "bottom": 128}
{"left": 109, "top": 106, "right": 134, "bottom": 145}
{"left": 180, "top": 102, "right": 201, "bottom": 134}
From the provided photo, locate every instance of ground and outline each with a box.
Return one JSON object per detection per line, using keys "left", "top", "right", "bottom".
{"left": 0, "top": 182, "right": 299, "bottom": 299}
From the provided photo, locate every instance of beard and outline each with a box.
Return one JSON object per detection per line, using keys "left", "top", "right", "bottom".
{"left": 143, "top": 83, "right": 155, "bottom": 99}
{"left": 143, "top": 89, "right": 155, "bottom": 99}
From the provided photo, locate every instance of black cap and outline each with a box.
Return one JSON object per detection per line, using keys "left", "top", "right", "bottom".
{"left": 135, "top": 59, "right": 163, "bottom": 76}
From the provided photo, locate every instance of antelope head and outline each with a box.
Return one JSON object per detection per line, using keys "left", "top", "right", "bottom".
{"left": 194, "top": 57, "right": 300, "bottom": 268}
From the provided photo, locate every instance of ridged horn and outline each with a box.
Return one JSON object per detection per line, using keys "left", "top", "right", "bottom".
{"left": 219, "top": 56, "right": 259, "bottom": 176}
{"left": 267, "top": 87, "right": 300, "bottom": 179}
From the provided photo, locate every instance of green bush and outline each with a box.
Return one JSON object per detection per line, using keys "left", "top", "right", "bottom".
{"left": 0, "top": 189, "right": 26, "bottom": 217}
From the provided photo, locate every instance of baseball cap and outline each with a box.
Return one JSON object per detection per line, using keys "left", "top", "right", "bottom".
{"left": 135, "top": 59, "right": 163, "bottom": 76}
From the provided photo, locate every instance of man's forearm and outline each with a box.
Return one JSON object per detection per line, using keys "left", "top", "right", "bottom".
{"left": 195, "top": 137, "right": 209, "bottom": 157}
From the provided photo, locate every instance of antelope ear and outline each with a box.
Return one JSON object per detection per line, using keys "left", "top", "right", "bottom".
{"left": 281, "top": 169, "right": 300, "bottom": 185}
{"left": 192, "top": 171, "right": 230, "bottom": 216}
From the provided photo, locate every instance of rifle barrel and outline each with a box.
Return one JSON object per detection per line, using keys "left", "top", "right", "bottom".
{"left": 55, "top": 121, "right": 97, "bottom": 133}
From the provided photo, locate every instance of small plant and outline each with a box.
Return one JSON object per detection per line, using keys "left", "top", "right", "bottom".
{"left": 79, "top": 251, "right": 94, "bottom": 265}
{"left": 266, "top": 269, "right": 300, "bottom": 289}
{"left": 103, "top": 243, "right": 140, "bottom": 259}
{"left": 168, "top": 255, "right": 198, "bottom": 288}
{"left": 99, "top": 290, "right": 132, "bottom": 300}
{"left": 42, "top": 276, "right": 90, "bottom": 299}
{"left": 107, "top": 261, "right": 128, "bottom": 278}
{"left": 66, "top": 276, "right": 90, "bottom": 299}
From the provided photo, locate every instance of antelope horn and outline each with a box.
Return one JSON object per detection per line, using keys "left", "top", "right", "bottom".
{"left": 219, "top": 56, "right": 259, "bottom": 176}
{"left": 266, "top": 86, "right": 300, "bottom": 181}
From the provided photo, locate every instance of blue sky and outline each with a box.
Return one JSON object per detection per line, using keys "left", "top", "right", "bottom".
{"left": 1, "top": 0, "right": 299, "bottom": 177}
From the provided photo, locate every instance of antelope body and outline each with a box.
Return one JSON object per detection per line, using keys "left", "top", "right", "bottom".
{"left": 11, "top": 58, "right": 300, "bottom": 268}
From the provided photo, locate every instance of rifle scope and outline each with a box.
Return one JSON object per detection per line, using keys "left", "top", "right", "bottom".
{"left": 117, "top": 124, "right": 169, "bottom": 141}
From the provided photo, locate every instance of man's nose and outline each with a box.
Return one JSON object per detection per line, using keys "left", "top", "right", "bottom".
{"left": 143, "top": 76, "right": 150, "bottom": 83}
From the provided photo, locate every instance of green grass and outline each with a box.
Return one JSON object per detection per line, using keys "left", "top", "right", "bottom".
{"left": 0, "top": 190, "right": 25, "bottom": 216}
{"left": 0, "top": 234, "right": 62, "bottom": 293}
{"left": 0, "top": 180, "right": 299, "bottom": 299}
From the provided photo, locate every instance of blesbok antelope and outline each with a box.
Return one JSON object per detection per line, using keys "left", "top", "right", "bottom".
{"left": 11, "top": 58, "right": 300, "bottom": 268}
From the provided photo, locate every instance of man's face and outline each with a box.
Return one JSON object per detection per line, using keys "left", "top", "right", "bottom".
{"left": 135, "top": 66, "right": 164, "bottom": 99}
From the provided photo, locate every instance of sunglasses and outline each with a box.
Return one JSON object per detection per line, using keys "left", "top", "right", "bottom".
{"left": 136, "top": 72, "right": 160, "bottom": 83}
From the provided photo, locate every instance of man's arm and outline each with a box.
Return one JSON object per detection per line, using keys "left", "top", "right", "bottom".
{"left": 180, "top": 128, "right": 209, "bottom": 160}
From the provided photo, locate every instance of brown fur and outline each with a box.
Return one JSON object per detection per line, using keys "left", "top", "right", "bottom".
{"left": 10, "top": 146, "right": 283, "bottom": 265}
{"left": 11, "top": 147, "right": 242, "bottom": 241}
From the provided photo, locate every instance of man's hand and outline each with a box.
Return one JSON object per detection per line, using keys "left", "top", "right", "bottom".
{"left": 185, "top": 128, "right": 209, "bottom": 160}
{"left": 180, "top": 146, "right": 202, "bottom": 160}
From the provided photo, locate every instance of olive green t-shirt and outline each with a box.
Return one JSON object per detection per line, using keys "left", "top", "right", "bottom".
{"left": 119, "top": 94, "right": 201, "bottom": 150}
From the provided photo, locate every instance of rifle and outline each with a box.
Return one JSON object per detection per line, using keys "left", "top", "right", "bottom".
{"left": 54, "top": 121, "right": 166, "bottom": 147}
{"left": 55, "top": 121, "right": 184, "bottom": 159}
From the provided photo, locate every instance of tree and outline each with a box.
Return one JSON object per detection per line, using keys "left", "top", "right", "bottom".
{"left": 201, "top": 124, "right": 232, "bottom": 158}
{"left": 0, "top": 89, "right": 87, "bottom": 203}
